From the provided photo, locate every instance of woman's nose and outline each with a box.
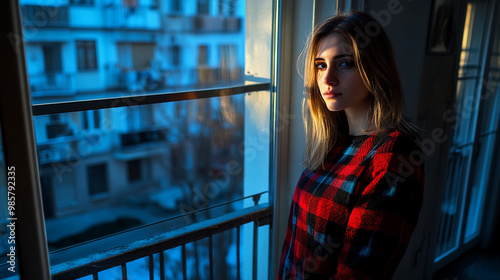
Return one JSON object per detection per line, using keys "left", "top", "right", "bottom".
{"left": 322, "top": 68, "right": 338, "bottom": 86}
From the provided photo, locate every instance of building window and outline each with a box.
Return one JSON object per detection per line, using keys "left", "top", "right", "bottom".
{"left": 87, "top": 163, "right": 109, "bottom": 196}
{"left": 198, "top": 45, "right": 208, "bottom": 65}
{"left": 170, "top": 45, "right": 180, "bottom": 66}
{"left": 93, "top": 110, "right": 100, "bottom": 129}
{"left": 76, "top": 41, "right": 97, "bottom": 71}
{"left": 197, "top": 0, "right": 209, "bottom": 15}
{"left": 218, "top": 0, "right": 236, "bottom": 16}
{"left": 171, "top": 0, "right": 181, "bottom": 12}
{"left": 82, "top": 111, "right": 89, "bottom": 130}
{"left": 81, "top": 110, "right": 100, "bottom": 130}
{"left": 127, "top": 159, "right": 142, "bottom": 182}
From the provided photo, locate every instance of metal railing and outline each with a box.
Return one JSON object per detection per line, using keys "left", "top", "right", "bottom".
{"left": 32, "top": 82, "right": 270, "bottom": 115}
{"left": 29, "top": 72, "right": 75, "bottom": 97}
{"left": 163, "top": 15, "right": 242, "bottom": 33}
{"left": 20, "top": 5, "right": 69, "bottom": 27}
{"left": 50, "top": 195, "right": 271, "bottom": 280}
{"left": 103, "top": 5, "right": 161, "bottom": 30}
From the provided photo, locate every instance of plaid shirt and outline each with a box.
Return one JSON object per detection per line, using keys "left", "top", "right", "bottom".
{"left": 278, "top": 130, "right": 424, "bottom": 280}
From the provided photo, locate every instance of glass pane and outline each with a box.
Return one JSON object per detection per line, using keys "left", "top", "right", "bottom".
{"left": 464, "top": 134, "right": 494, "bottom": 240}
{"left": 479, "top": 21, "right": 500, "bottom": 134}
{"left": 464, "top": 2, "right": 500, "bottom": 241}
{"left": 23, "top": 0, "right": 273, "bottom": 276}
{"left": 435, "top": 146, "right": 472, "bottom": 259}
{"left": 20, "top": 0, "right": 251, "bottom": 105}
{"left": 435, "top": 0, "right": 488, "bottom": 261}
{"left": 35, "top": 90, "right": 270, "bottom": 252}
{"left": 457, "top": 2, "right": 487, "bottom": 78}
{"left": 451, "top": 78, "right": 478, "bottom": 146}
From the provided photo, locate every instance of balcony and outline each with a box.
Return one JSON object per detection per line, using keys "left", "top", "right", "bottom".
{"left": 29, "top": 73, "right": 76, "bottom": 98}
{"left": 49, "top": 198, "right": 271, "bottom": 280}
{"left": 120, "top": 128, "right": 168, "bottom": 148}
{"left": 37, "top": 142, "right": 74, "bottom": 166}
{"left": 115, "top": 128, "right": 169, "bottom": 161}
{"left": 21, "top": 5, "right": 69, "bottom": 28}
{"left": 197, "top": 66, "right": 243, "bottom": 85}
{"left": 164, "top": 15, "right": 242, "bottom": 33}
{"left": 102, "top": 5, "right": 161, "bottom": 30}
{"left": 36, "top": 130, "right": 111, "bottom": 165}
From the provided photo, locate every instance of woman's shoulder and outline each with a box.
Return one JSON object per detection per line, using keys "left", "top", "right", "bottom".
{"left": 366, "top": 129, "right": 425, "bottom": 179}
{"left": 373, "top": 129, "right": 421, "bottom": 153}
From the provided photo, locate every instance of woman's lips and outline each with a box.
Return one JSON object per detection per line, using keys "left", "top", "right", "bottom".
{"left": 323, "top": 91, "right": 342, "bottom": 98}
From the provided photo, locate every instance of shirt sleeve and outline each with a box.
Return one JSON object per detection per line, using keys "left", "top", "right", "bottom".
{"left": 333, "top": 136, "right": 425, "bottom": 280}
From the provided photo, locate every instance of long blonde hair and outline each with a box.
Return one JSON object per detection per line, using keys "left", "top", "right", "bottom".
{"left": 303, "top": 11, "right": 419, "bottom": 170}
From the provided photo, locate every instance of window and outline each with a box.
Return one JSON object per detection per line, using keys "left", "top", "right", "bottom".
{"left": 42, "top": 44, "right": 62, "bottom": 74}
{"left": 198, "top": 0, "right": 210, "bottom": 15}
{"left": 127, "top": 159, "right": 142, "bottom": 182}
{"left": 76, "top": 40, "right": 97, "bottom": 71}
{"left": 218, "top": 0, "right": 236, "bottom": 16}
{"left": 171, "top": 0, "right": 181, "bottom": 12}
{"left": 434, "top": 0, "right": 500, "bottom": 269}
{"left": 81, "top": 110, "right": 100, "bottom": 130}
{"left": 93, "top": 110, "right": 100, "bottom": 129}
{"left": 82, "top": 111, "right": 89, "bottom": 130}
{"left": 170, "top": 45, "right": 180, "bottom": 66}
{"left": 87, "top": 163, "right": 109, "bottom": 196}
{"left": 198, "top": 45, "right": 209, "bottom": 65}
{"left": 6, "top": 0, "right": 273, "bottom": 279}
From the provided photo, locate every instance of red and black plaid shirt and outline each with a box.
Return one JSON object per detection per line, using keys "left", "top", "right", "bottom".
{"left": 278, "top": 130, "right": 424, "bottom": 280}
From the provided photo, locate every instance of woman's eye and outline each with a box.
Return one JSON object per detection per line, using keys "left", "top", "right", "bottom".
{"left": 338, "top": 60, "right": 355, "bottom": 68}
{"left": 315, "top": 62, "right": 327, "bottom": 70}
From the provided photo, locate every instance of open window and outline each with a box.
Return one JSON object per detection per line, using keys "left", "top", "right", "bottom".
{"left": 0, "top": 0, "right": 275, "bottom": 279}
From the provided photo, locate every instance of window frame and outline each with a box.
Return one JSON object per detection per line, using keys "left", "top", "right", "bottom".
{"left": 28, "top": 84, "right": 272, "bottom": 271}
{"left": 0, "top": 0, "right": 279, "bottom": 279}
{"left": 0, "top": 1, "right": 51, "bottom": 278}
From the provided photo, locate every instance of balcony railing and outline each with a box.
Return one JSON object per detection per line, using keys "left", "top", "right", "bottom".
{"left": 21, "top": 5, "right": 69, "bottom": 27}
{"left": 102, "top": 5, "right": 161, "bottom": 30}
{"left": 120, "top": 128, "right": 168, "bottom": 147}
{"left": 37, "top": 141, "right": 75, "bottom": 166}
{"left": 164, "top": 16, "right": 242, "bottom": 33}
{"left": 49, "top": 198, "right": 271, "bottom": 279}
{"left": 29, "top": 73, "right": 75, "bottom": 97}
{"left": 24, "top": 82, "right": 271, "bottom": 280}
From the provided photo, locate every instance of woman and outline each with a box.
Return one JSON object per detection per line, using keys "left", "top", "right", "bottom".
{"left": 278, "top": 11, "right": 425, "bottom": 280}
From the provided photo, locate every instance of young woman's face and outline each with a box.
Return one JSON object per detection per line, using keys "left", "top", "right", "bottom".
{"left": 315, "top": 33, "right": 371, "bottom": 114}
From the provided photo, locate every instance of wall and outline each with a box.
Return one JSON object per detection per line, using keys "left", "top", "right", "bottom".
{"left": 366, "top": 0, "right": 458, "bottom": 279}
{"left": 275, "top": 0, "right": 460, "bottom": 279}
